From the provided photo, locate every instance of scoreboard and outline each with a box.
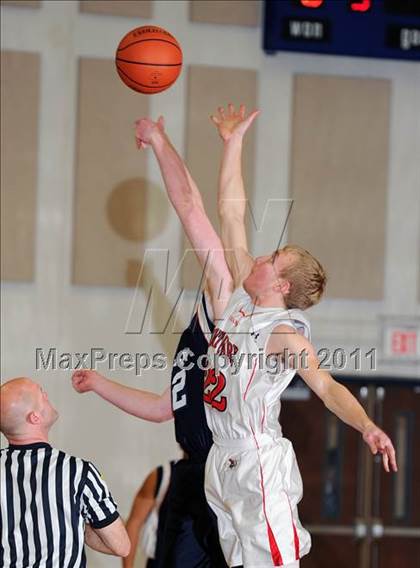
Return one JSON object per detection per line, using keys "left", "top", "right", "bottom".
{"left": 263, "top": 0, "right": 420, "bottom": 61}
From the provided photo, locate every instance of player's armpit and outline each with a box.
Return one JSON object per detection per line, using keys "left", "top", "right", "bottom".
{"left": 223, "top": 250, "right": 254, "bottom": 288}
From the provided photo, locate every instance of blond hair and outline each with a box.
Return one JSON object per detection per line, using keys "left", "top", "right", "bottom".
{"left": 280, "top": 245, "right": 327, "bottom": 310}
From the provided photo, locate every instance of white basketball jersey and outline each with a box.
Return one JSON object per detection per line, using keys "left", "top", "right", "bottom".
{"left": 204, "top": 287, "right": 311, "bottom": 441}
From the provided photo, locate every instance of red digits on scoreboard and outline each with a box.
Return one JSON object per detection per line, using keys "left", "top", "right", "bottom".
{"left": 203, "top": 368, "right": 227, "bottom": 412}
{"left": 299, "top": 0, "right": 372, "bottom": 11}
{"left": 350, "top": 0, "right": 371, "bottom": 11}
{"left": 300, "top": 0, "right": 324, "bottom": 7}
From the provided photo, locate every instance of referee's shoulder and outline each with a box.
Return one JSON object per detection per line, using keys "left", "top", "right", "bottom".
{"left": 0, "top": 444, "right": 105, "bottom": 480}
{"left": 47, "top": 447, "right": 106, "bottom": 482}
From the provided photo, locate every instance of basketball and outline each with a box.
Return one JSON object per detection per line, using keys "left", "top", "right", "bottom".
{"left": 115, "top": 25, "right": 183, "bottom": 95}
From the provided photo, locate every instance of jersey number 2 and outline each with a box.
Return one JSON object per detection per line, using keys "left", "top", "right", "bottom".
{"left": 203, "top": 368, "right": 227, "bottom": 412}
{"left": 172, "top": 369, "right": 187, "bottom": 410}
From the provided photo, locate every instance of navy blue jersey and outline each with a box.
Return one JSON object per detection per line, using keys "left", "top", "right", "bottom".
{"left": 153, "top": 462, "right": 209, "bottom": 568}
{"left": 156, "top": 460, "right": 226, "bottom": 568}
{"left": 171, "top": 294, "right": 214, "bottom": 463}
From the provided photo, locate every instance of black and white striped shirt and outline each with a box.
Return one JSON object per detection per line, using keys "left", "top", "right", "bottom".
{"left": 0, "top": 442, "right": 119, "bottom": 567}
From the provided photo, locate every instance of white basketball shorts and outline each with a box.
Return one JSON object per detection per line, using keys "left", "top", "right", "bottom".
{"left": 205, "top": 434, "right": 311, "bottom": 567}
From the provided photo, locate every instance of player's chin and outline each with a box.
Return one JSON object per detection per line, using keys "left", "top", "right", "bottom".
{"left": 243, "top": 275, "right": 256, "bottom": 294}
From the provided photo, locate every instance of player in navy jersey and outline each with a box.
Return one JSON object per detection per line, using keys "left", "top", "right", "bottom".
{"left": 158, "top": 293, "right": 227, "bottom": 568}
{"left": 72, "top": 116, "right": 234, "bottom": 566}
{"left": 171, "top": 293, "right": 214, "bottom": 463}
{"left": 124, "top": 459, "right": 209, "bottom": 568}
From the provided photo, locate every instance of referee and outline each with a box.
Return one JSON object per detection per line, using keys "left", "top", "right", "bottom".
{"left": 0, "top": 377, "right": 130, "bottom": 567}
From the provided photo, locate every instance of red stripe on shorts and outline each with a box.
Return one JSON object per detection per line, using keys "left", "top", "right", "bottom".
{"left": 285, "top": 492, "right": 300, "bottom": 559}
{"left": 251, "top": 424, "right": 283, "bottom": 566}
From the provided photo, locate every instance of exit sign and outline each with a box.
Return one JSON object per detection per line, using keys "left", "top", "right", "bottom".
{"left": 391, "top": 330, "right": 417, "bottom": 355}
{"left": 382, "top": 318, "right": 420, "bottom": 362}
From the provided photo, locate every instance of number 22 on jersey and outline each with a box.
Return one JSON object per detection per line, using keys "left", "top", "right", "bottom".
{"left": 203, "top": 368, "right": 227, "bottom": 412}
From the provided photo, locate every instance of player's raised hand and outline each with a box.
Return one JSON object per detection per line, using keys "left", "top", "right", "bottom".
{"left": 72, "top": 370, "right": 104, "bottom": 394}
{"left": 362, "top": 423, "right": 398, "bottom": 473}
{"left": 134, "top": 116, "right": 165, "bottom": 149}
{"left": 210, "top": 103, "right": 260, "bottom": 142}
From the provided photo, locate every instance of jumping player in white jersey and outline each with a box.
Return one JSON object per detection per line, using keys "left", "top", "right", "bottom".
{"left": 201, "top": 104, "right": 398, "bottom": 568}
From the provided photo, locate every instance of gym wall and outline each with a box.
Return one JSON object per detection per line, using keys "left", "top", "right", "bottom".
{"left": 1, "top": 2, "right": 419, "bottom": 566}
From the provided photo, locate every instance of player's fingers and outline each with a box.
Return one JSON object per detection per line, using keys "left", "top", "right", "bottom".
{"left": 242, "top": 109, "right": 260, "bottom": 130}
{"left": 239, "top": 103, "right": 246, "bottom": 118}
{"left": 157, "top": 115, "right": 165, "bottom": 129}
{"left": 218, "top": 106, "right": 226, "bottom": 118}
{"left": 386, "top": 442, "right": 398, "bottom": 472}
{"left": 249, "top": 109, "right": 261, "bottom": 121}
{"left": 210, "top": 115, "right": 220, "bottom": 125}
{"left": 367, "top": 439, "right": 378, "bottom": 455}
{"left": 228, "top": 103, "right": 234, "bottom": 115}
{"left": 382, "top": 450, "right": 390, "bottom": 473}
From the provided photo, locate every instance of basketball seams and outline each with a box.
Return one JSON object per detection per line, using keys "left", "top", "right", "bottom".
{"left": 116, "top": 58, "right": 182, "bottom": 67}
{"left": 116, "top": 64, "right": 178, "bottom": 92}
{"left": 117, "top": 38, "right": 182, "bottom": 54}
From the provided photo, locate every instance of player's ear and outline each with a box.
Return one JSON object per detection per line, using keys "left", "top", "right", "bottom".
{"left": 275, "top": 279, "right": 291, "bottom": 297}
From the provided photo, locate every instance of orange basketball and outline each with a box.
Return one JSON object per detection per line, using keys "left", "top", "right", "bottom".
{"left": 115, "top": 26, "right": 182, "bottom": 94}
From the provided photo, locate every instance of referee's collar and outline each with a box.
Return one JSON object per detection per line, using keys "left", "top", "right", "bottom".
{"left": 8, "top": 442, "right": 51, "bottom": 450}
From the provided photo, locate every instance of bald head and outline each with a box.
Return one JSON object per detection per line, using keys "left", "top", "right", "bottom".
{"left": 0, "top": 377, "right": 58, "bottom": 441}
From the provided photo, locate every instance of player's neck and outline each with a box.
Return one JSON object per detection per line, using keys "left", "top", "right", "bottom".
{"left": 249, "top": 291, "right": 287, "bottom": 309}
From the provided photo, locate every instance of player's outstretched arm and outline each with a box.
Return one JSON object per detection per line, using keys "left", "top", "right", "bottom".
{"left": 122, "top": 469, "right": 157, "bottom": 568}
{"left": 267, "top": 326, "right": 398, "bottom": 473}
{"left": 211, "top": 103, "right": 260, "bottom": 287}
{"left": 134, "top": 117, "right": 232, "bottom": 319}
{"left": 72, "top": 370, "right": 172, "bottom": 423}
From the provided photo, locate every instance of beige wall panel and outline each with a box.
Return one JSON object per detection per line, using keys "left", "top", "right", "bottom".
{"left": 79, "top": 1, "right": 152, "bottom": 18}
{"left": 1, "top": 50, "right": 40, "bottom": 281}
{"left": 190, "top": 0, "right": 260, "bottom": 26}
{"left": 1, "top": 1, "right": 40, "bottom": 7}
{"left": 418, "top": 246, "right": 420, "bottom": 304}
{"left": 288, "top": 75, "right": 390, "bottom": 300}
{"left": 73, "top": 57, "right": 168, "bottom": 287}
{"left": 183, "top": 65, "right": 257, "bottom": 290}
